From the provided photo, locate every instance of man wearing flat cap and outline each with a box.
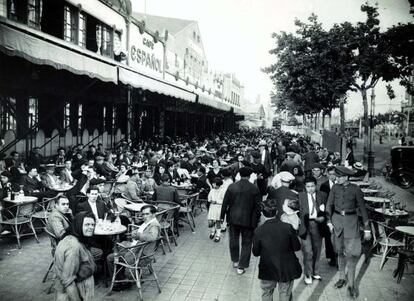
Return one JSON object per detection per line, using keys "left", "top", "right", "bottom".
{"left": 268, "top": 171, "right": 298, "bottom": 218}
{"left": 326, "top": 166, "right": 371, "bottom": 298}
{"left": 220, "top": 167, "right": 262, "bottom": 275}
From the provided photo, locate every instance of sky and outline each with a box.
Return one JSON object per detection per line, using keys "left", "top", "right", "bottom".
{"left": 131, "top": 0, "right": 413, "bottom": 119}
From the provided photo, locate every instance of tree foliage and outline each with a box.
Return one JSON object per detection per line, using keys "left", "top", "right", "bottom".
{"left": 264, "top": 14, "right": 354, "bottom": 119}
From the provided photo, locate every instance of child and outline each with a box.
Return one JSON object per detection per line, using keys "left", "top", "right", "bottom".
{"left": 207, "top": 177, "right": 223, "bottom": 242}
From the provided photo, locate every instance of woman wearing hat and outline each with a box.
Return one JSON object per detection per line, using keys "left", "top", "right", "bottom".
{"left": 54, "top": 211, "right": 97, "bottom": 301}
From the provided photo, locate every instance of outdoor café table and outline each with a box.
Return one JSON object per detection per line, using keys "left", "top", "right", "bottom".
{"left": 3, "top": 195, "right": 38, "bottom": 205}
{"left": 50, "top": 183, "right": 74, "bottom": 192}
{"left": 124, "top": 202, "right": 150, "bottom": 213}
{"left": 172, "top": 183, "right": 194, "bottom": 195}
{"left": 374, "top": 208, "right": 409, "bottom": 218}
{"left": 395, "top": 226, "right": 414, "bottom": 248}
{"left": 94, "top": 222, "right": 127, "bottom": 286}
{"left": 365, "top": 196, "right": 391, "bottom": 204}
{"left": 351, "top": 181, "right": 370, "bottom": 188}
{"left": 361, "top": 188, "right": 379, "bottom": 195}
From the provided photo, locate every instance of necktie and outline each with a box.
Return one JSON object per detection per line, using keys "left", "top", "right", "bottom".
{"left": 310, "top": 194, "right": 316, "bottom": 215}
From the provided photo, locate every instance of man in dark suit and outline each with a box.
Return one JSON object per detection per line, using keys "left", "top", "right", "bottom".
{"left": 298, "top": 177, "right": 327, "bottom": 285}
{"left": 319, "top": 166, "right": 337, "bottom": 266}
{"left": 21, "top": 167, "right": 56, "bottom": 199}
{"left": 303, "top": 146, "right": 320, "bottom": 177}
{"left": 252, "top": 202, "right": 302, "bottom": 301}
{"left": 258, "top": 140, "right": 273, "bottom": 176}
{"left": 326, "top": 166, "right": 371, "bottom": 298}
{"left": 76, "top": 187, "right": 113, "bottom": 219}
{"left": 152, "top": 173, "right": 180, "bottom": 205}
{"left": 220, "top": 167, "right": 262, "bottom": 275}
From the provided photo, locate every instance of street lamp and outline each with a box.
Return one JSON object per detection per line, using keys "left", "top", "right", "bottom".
{"left": 368, "top": 88, "right": 375, "bottom": 176}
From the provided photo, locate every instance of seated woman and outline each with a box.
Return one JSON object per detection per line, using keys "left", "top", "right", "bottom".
{"left": 106, "top": 205, "right": 161, "bottom": 291}
{"left": 54, "top": 211, "right": 97, "bottom": 301}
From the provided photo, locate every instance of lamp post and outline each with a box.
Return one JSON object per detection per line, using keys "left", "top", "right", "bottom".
{"left": 368, "top": 88, "right": 375, "bottom": 176}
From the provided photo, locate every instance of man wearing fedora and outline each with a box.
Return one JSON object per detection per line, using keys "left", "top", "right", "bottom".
{"left": 326, "top": 166, "right": 371, "bottom": 298}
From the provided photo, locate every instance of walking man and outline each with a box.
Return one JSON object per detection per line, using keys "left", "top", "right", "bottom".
{"left": 326, "top": 166, "right": 371, "bottom": 298}
{"left": 221, "top": 167, "right": 262, "bottom": 275}
{"left": 253, "top": 200, "right": 302, "bottom": 301}
{"left": 298, "top": 177, "right": 327, "bottom": 284}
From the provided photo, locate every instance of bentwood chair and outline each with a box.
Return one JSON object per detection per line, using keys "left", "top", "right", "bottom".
{"left": 32, "top": 195, "right": 60, "bottom": 229}
{"left": 0, "top": 203, "right": 39, "bottom": 248}
{"left": 179, "top": 192, "right": 199, "bottom": 233}
{"left": 368, "top": 220, "right": 405, "bottom": 270}
{"left": 108, "top": 239, "right": 162, "bottom": 300}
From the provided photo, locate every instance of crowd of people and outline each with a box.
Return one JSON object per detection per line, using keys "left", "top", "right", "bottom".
{"left": 0, "top": 128, "right": 372, "bottom": 300}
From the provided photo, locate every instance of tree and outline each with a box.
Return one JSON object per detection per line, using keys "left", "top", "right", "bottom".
{"left": 265, "top": 15, "right": 354, "bottom": 132}
{"left": 339, "top": 4, "right": 401, "bottom": 155}
{"left": 384, "top": 23, "right": 414, "bottom": 96}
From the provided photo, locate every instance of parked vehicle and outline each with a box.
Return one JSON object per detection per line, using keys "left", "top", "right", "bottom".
{"left": 390, "top": 146, "right": 414, "bottom": 189}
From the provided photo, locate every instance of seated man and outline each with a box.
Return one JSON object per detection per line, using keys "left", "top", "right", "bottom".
{"left": 152, "top": 173, "right": 180, "bottom": 205}
{"left": 107, "top": 205, "right": 161, "bottom": 291}
{"left": 46, "top": 196, "right": 73, "bottom": 251}
{"left": 124, "top": 167, "right": 142, "bottom": 201}
{"left": 60, "top": 159, "right": 76, "bottom": 185}
{"left": 21, "top": 167, "right": 57, "bottom": 199}
{"left": 351, "top": 162, "right": 368, "bottom": 181}
{"left": 76, "top": 187, "right": 114, "bottom": 220}
{"left": 41, "top": 164, "right": 59, "bottom": 190}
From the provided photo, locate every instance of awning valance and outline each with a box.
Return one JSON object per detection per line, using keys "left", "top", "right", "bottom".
{"left": 118, "top": 67, "right": 196, "bottom": 102}
{"left": 198, "top": 94, "right": 233, "bottom": 111}
{"left": 0, "top": 20, "right": 118, "bottom": 83}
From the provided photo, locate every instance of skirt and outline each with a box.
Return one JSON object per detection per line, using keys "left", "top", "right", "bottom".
{"left": 207, "top": 203, "right": 222, "bottom": 221}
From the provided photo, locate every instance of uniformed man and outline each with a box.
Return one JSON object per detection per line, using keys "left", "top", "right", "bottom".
{"left": 326, "top": 166, "right": 371, "bottom": 299}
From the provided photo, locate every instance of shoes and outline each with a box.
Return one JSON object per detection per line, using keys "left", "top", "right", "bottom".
{"left": 214, "top": 236, "right": 220, "bottom": 242}
{"left": 304, "top": 276, "right": 312, "bottom": 285}
{"left": 312, "top": 275, "right": 322, "bottom": 280}
{"left": 347, "top": 286, "right": 359, "bottom": 298}
{"left": 334, "top": 278, "right": 347, "bottom": 289}
{"left": 232, "top": 262, "right": 239, "bottom": 268}
{"left": 221, "top": 227, "right": 227, "bottom": 232}
{"left": 236, "top": 268, "right": 245, "bottom": 275}
{"left": 209, "top": 233, "right": 214, "bottom": 239}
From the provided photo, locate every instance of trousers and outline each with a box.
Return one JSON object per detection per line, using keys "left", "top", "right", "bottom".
{"left": 228, "top": 224, "right": 254, "bottom": 269}
{"left": 260, "top": 279, "right": 293, "bottom": 301}
{"left": 301, "top": 221, "right": 322, "bottom": 277}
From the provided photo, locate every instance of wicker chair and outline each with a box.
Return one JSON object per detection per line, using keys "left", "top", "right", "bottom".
{"left": 108, "top": 238, "right": 162, "bottom": 300}
{"left": 179, "top": 192, "right": 199, "bottom": 232}
{"left": 0, "top": 203, "right": 39, "bottom": 248}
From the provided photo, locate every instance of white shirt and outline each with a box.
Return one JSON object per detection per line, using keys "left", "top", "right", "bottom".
{"left": 261, "top": 150, "right": 266, "bottom": 165}
{"left": 307, "top": 193, "right": 317, "bottom": 219}
{"left": 88, "top": 200, "right": 99, "bottom": 219}
{"left": 138, "top": 217, "right": 156, "bottom": 234}
{"left": 329, "top": 180, "right": 334, "bottom": 189}
{"left": 48, "top": 174, "right": 57, "bottom": 186}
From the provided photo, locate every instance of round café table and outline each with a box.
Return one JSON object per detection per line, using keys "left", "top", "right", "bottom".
{"left": 374, "top": 208, "right": 409, "bottom": 217}
{"left": 395, "top": 226, "right": 414, "bottom": 248}
{"left": 3, "top": 196, "right": 38, "bottom": 204}
{"left": 365, "top": 196, "right": 391, "bottom": 204}
{"left": 94, "top": 223, "right": 127, "bottom": 286}
{"left": 361, "top": 188, "right": 379, "bottom": 195}
{"left": 351, "top": 181, "right": 370, "bottom": 187}
{"left": 124, "top": 203, "right": 150, "bottom": 213}
{"left": 50, "top": 184, "right": 74, "bottom": 192}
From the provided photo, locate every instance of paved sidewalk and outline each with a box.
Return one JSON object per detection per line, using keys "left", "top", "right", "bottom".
{"left": 0, "top": 211, "right": 414, "bottom": 301}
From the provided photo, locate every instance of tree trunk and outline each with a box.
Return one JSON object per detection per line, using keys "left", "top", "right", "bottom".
{"left": 361, "top": 88, "right": 369, "bottom": 162}
{"left": 321, "top": 112, "right": 325, "bottom": 129}
{"left": 328, "top": 111, "right": 332, "bottom": 129}
{"left": 339, "top": 99, "right": 345, "bottom": 135}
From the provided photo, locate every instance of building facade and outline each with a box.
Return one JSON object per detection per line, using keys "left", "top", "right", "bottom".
{"left": 0, "top": 0, "right": 239, "bottom": 157}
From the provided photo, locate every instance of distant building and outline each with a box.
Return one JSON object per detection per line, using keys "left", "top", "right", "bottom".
{"left": 132, "top": 12, "right": 243, "bottom": 110}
